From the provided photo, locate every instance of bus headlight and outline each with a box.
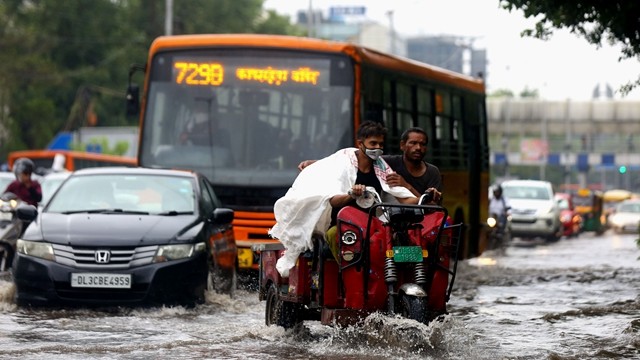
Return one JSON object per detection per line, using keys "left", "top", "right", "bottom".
{"left": 16, "top": 239, "right": 54, "bottom": 260}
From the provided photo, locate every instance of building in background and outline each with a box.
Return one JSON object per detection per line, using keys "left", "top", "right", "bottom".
{"left": 295, "top": 6, "right": 486, "bottom": 80}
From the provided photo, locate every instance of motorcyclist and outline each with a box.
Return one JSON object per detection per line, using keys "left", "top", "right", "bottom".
{"left": 4, "top": 157, "right": 42, "bottom": 206}
{"left": 489, "top": 184, "right": 510, "bottom": 228}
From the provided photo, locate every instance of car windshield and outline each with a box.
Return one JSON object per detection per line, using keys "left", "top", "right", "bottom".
{"left": 503, "top": 185, "right": 551, "bottom": 200}
{"left": 46, "top": 174, "right": 196, "bottom": 215}
{"left": 40, "top": 173, "right": 71, "bottom": 205}
{"left": 617, "top": 202, "right": 640, "bottom": 213}
{"left": 557, "top": 198, "right": 569, "bottom": 210}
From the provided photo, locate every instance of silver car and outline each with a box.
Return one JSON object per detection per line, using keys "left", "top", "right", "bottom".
{"left": 608, "top": 199, "right": 640, "bottom": 234}
{"left": 501, "top": 180, "right": 562, "bottom": 242}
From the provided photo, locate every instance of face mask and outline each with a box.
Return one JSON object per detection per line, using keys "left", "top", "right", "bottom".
{"left": 363, "top": 147, "right": 383, "bottom": 161}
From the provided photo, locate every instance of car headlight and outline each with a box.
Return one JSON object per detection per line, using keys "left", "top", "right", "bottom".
{"left": 153, "top": 242, "right": 205, "bottom": 263}
{"left": 16, "top": 239, "right": 54, "bottom": 260}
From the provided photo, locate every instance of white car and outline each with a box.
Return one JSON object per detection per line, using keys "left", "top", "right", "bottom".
{"left": 501, "top": 179, "right": 562, "bottom": 242}
{"left": 608, "top": 200, "right": 640, "bottom": 234}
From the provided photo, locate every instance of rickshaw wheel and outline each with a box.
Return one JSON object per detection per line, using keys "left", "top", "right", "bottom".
{"left": 265, "top": 283, "right": 302, "bottom": 329}
{"left": 265, "top": 284, "right": 280, "bottom": 326}
{"left": 400, "top": 294, "right": 427, "bottom": 324}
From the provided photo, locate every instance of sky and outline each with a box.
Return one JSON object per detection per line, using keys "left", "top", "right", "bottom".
{"left": 263, "top": 0, "right": 640, "bottom": 101}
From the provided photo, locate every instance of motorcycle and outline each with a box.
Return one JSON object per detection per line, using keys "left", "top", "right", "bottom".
{"left": 486, "top": 211, "right": 510, "bottom": 251}
{"left": 0, "top": 192, "right": 36, "bottom": 272}
{"left": 258, "top": 188, "right": 463, "bottom": 328}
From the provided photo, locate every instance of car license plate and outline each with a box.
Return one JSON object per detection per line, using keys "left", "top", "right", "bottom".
{"left": 71, "top": 273, "right": 132, "bottom": 289}
{"left": 237, "top": 248, "right": 253, "bottom": 269}
{"left": 393, "top": 246, "right": 423, "bottom": 262}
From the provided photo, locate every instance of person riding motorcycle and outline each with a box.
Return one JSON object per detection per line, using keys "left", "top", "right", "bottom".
{"left": 4, "top": 157, "right": 42, "bottom": 206}
{"left": 489, "top": 184, "right": 510, "bottom": 223}
{"left": 488, "top": 184, "right": 511, "bottom": 248}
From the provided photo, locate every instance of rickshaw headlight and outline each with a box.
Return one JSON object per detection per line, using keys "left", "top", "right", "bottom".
{"left": 341, "top": 230, "right": 357, "bottom": 245}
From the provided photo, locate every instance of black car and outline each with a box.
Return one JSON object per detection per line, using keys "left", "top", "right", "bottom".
{"left": 13, "top": 167, "right": 237, "bottom": 307}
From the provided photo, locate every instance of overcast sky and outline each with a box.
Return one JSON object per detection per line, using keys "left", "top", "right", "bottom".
{"left": 264, "top": 0, "right": 640, "bottom": 100}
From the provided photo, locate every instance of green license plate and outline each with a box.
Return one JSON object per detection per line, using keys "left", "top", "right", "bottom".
{"left": 393, "top": 246, "right": 423, "bottom": 262}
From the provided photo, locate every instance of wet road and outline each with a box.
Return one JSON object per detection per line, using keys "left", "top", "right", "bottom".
{"left": 0, "top": 231, "right": 638, "bottom": 359}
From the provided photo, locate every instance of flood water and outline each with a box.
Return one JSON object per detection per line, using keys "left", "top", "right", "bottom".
{"left": 0, "top": 231, "right": 638, "bottom": 360}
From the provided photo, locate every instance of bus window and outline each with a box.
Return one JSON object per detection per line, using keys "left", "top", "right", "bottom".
{"left": 140, "top": 49, "right": 354, "bottom": 194}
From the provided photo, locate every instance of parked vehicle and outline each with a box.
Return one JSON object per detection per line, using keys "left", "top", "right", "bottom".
{"left": 554, "top": 192, "right": 581, "bottom": 238}
{"left": 258, "top": 189, "right": 463, "bottom": 328}
{"left": 607, "top": 199, "right": 640, "bottom": 234}
{"left": 13, "top": 167, "right": 237, "bottom": 307}
{"left": 501, "top": 180, "right": 562, "bottom": 242}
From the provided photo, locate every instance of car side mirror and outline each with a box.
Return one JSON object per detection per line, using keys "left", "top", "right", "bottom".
{"left": 211, "top": 208, "right": 234, "bottom": 224}
{"left": 16, "top": 203, "right": 38, "bottom": 222}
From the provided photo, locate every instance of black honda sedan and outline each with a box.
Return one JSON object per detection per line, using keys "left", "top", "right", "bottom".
{"left": 13, "top": 167, "right": 237, "bottom": 307}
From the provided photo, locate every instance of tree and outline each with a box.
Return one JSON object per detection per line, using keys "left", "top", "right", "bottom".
{"left": 500, "top": 0, "right": 640, "bottom": 95}
{"left": 519, "top": 87, "right": 539, "bottom": 98}
{"left": 0, "top": 0, "right": 302, "bottom": 162}
{"left": 489, "top": 89, "right": 515, "bottom": 98}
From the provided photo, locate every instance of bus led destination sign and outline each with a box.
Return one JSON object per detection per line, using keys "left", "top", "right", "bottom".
{"left": 173, "top": 61, "right": 322, "bottom": 87}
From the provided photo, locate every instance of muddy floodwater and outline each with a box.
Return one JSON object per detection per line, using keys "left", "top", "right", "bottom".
{"left": 0, "top": 232, "right": 638, "bottom": 359}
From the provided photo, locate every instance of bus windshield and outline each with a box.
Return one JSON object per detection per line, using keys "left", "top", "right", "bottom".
{"left": 139, "top": 48, "right": 354, "bottom": 193}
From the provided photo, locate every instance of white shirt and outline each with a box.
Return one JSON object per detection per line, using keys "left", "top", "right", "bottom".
{"left": 489, "top": 195, "right": 510, "bottom": 216}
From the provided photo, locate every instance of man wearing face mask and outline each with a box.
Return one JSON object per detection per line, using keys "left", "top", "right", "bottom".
{"left": 298, "top": 127, "right": 442, "bottom": 204}
{"left": 269, "top": 121, "right": 417, "bottom": 277}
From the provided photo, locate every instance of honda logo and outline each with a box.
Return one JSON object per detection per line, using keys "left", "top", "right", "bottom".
{"left": 95, "top": 250, "right": 111, "bottom": 264}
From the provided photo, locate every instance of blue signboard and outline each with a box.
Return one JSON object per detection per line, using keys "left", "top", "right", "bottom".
{"left": 329, "top": 6, "right": 366, "bottom": 16}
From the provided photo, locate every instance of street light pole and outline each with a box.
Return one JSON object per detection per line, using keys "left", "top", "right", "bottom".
{"left": 386, "top": 10, "right": 395, "bottom": 55}
{"left": 165, "top": 0, "right": 173, "bottom": 35}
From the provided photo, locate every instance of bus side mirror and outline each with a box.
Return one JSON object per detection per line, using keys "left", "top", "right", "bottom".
{"left": 126, "top": 63, "right": 145, "bottom": 117}
{"left": 126, "top": 84, "right": 140, "bottom": 116}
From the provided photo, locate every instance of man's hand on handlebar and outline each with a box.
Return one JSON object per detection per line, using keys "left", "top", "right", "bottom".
{"left": 423, "top": 187, "right": 442, "bottom": 204}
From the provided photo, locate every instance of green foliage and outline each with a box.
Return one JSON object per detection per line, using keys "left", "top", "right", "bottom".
{"left": 500, "top": 0, "right": 640, "bottom": 95}
{"left": 489, "top": 89, "right": 515, "bottom": 98}
{"left": 0, "top": 0, "right": 301, "bottom": 162}
{"left": 520, "top": 87, "right": 539, "bottom": 98}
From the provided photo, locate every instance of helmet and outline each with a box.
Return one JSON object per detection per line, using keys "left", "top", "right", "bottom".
{"left": 13, "top": 157, "right": 35, "bottom": 179}
{"left": 492, "top": 184, "right": 503, "bottom": 194}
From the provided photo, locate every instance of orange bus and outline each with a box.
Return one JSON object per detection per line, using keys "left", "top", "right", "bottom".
{"left": 128, "top": 34, "right": 489, "bottom": 271}
{"left": 7, "top": 150, "right": 137, "bottom": 172}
